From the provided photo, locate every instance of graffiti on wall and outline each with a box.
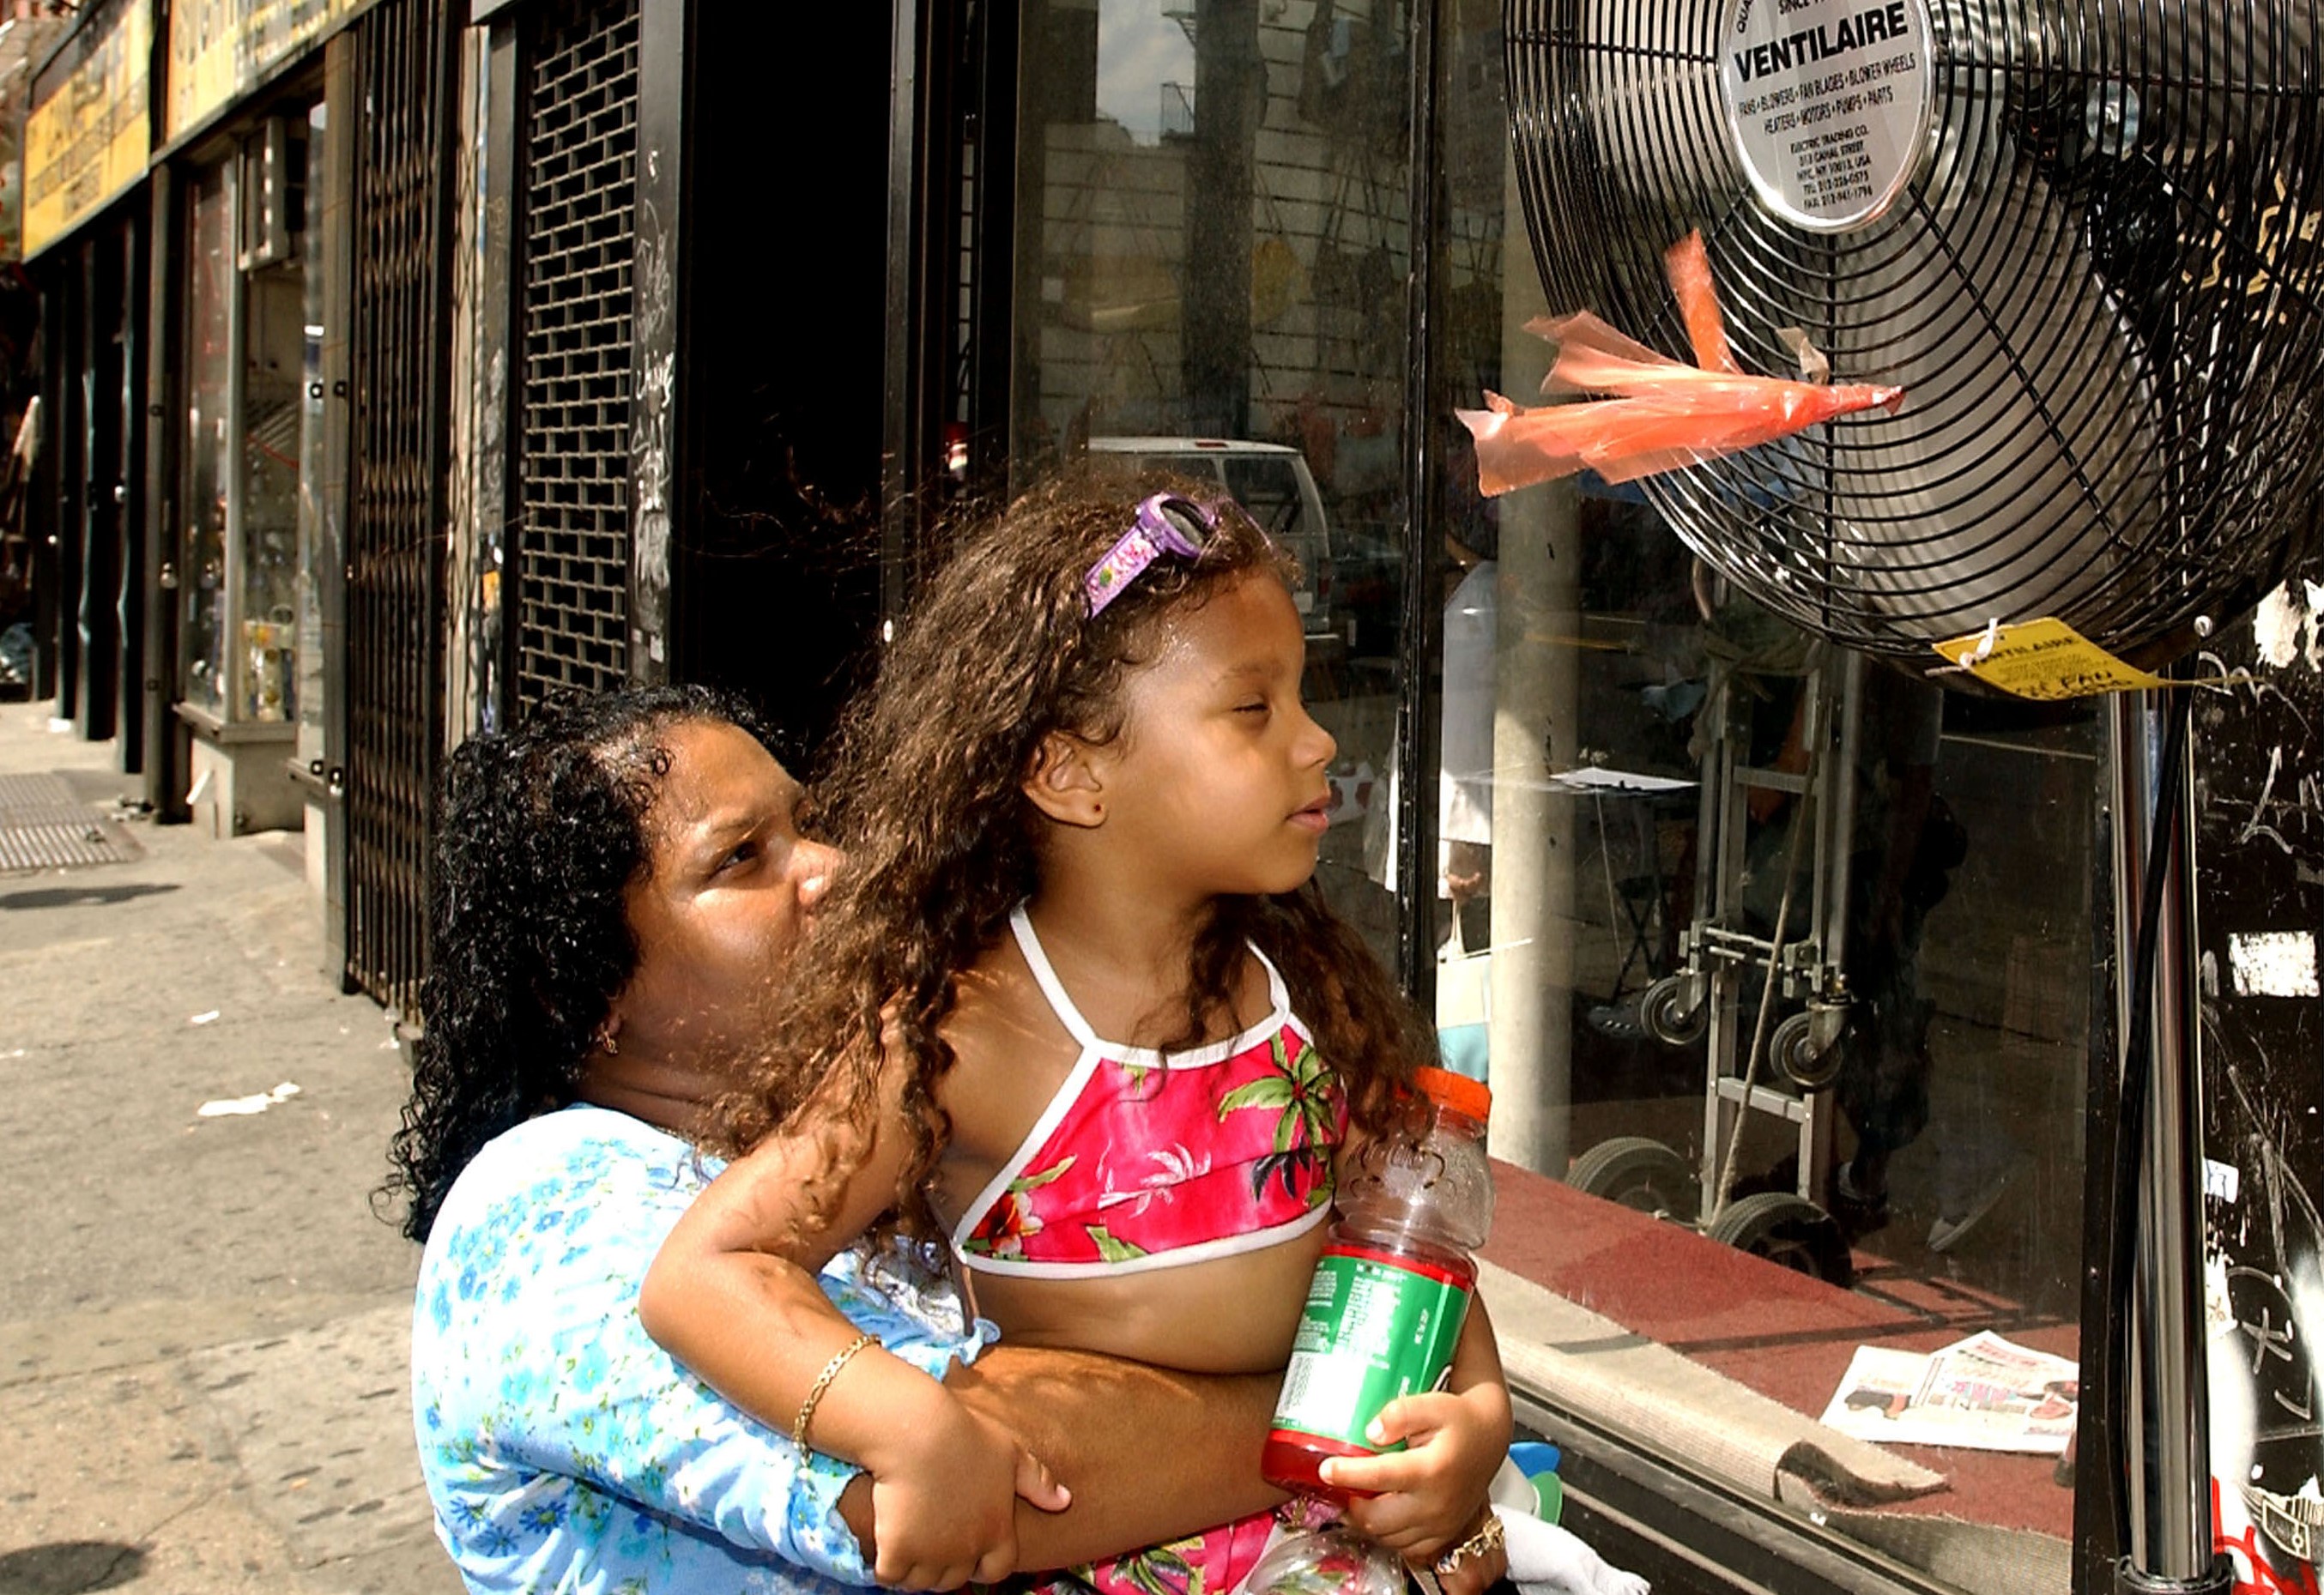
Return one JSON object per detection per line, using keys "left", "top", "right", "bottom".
{"left": 2195, "top": 571, "right": 2324, "bottom": 1595}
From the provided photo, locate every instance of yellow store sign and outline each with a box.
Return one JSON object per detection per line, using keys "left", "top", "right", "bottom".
{"left": 21, "top": 0, "right": 154, "bottom": 261}
{"left": 166, "top": 0, "right": 375, "bottom": 144}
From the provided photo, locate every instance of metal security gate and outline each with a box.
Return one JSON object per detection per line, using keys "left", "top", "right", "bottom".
{"left": 344, "top": 0, "right": 457, "bottom": 1013}
{"left": 511, "top": 0, "right": 639, "bottom": 711}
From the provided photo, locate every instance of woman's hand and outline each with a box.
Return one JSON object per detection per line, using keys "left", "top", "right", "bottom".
{"left": 862, "top": 1388, "right": 1069, "bottom": 1588}
{"left": 1313, "top": 1379, "right": 1513, "bottom": 1558}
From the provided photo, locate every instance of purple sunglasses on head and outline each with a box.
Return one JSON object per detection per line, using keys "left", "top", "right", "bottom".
{"left": 1084, "top": 493, "right": 1223, "bottom": 616}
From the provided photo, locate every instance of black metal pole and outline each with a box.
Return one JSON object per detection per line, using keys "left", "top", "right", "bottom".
{"left": 2107, "top": 688, "right": 2232, "bottom": 1595}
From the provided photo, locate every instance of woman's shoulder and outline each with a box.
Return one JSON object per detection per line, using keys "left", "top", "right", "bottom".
{"left": 430, "top": 1105, "right": 717, "bottom": 1247}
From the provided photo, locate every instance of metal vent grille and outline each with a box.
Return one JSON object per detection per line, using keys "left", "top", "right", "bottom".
{"left": 346, "top": 0, "right": 454, "bottom": 1015}
{"left": 0, "top": 773, "right": 141, "bottom": 873}
{"left": 512, "top": 0, "right": 638, "bottom": 710}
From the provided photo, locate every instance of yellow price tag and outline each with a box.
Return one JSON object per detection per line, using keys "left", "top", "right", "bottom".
{"left": 1931, "top": 618, "right": 2170, "bottom": 702}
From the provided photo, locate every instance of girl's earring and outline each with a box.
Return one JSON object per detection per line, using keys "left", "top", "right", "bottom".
{"left": 596, "top": 1025, "right": 620, "bottom": 1056}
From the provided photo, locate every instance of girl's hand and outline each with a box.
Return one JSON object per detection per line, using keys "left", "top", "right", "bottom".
{"left": 864, "top": 1393, "right": 1070, "bottom": 1588}
{"left": 1316, "top": 1382, "right": 1513, "bottom": 1557}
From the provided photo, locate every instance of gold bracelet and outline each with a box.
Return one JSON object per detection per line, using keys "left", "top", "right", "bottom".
{"left": 792, "top": 1332, "right": 878, "bottom": 1450}
{"left": 1432, "top": 1509, "right": 1506, "bottom": 1578}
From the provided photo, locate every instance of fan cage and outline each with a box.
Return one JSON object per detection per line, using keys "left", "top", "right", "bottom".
{"left": 1505, "top": 0, "right": 2324, "bottom": 667}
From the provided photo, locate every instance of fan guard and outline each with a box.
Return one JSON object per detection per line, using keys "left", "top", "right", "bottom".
{"left": 1504, "top": 0, "right": 2324, "bottom": 666}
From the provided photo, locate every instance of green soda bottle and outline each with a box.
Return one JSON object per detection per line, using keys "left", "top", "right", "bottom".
{"left": 1262, "top": 1066, "right": 1494, "bottom": 1501}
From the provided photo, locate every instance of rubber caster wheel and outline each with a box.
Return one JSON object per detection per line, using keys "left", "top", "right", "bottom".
{"left": 1704, "top": 1191, "right": 1854, "bottom": 1286}
{"left": 1770, "top": 1010, "right": 1843, "bottom": 1090}
{"left": 1568, "top": 1135, "right": 1701, "bottom": 1222}
{"left": 1640, "top": 974, "right": 1708, "bottom": 1046}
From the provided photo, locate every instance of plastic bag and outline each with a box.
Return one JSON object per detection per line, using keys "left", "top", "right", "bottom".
{"left": 1458, "top": 232, "right": 1903, "bottom": 495}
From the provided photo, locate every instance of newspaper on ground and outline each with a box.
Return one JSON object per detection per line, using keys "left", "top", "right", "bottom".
{"left": 1819, "top": 1331, "right": 2079, "bottom": 1454}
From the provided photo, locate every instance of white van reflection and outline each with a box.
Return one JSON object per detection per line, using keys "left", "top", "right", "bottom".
{"left": 1086, "top": 438, "right": 1334, "bottom": 633}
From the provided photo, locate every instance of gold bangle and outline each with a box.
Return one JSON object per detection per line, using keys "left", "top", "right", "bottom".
{"left": 1432, "top": 1509, "right": 1506, "bottom": 1579}
{"left": 792, "top": 1332, "right": 878, "bottom": 1450}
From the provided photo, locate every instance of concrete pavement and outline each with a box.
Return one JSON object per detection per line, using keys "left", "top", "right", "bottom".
{"left": 0, "top": 702, "right": 465, "bottom": 1594}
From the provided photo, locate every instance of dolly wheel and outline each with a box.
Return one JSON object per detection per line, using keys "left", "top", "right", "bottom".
{"left": 1704, "top": 1191, "right": 1855, "bottom": 1287}
{"left": 1771, "top": 1011, "right": 1843, "bottom": 1090}
{"left": 1568, "top": 1135, "right": 1701, "bottom": 1223}
{"left": 1640, "top": 974, "right": 1708, "bottom": 1046}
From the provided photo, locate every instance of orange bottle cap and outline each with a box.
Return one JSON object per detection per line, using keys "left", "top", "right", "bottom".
{"left": 1414, "top": 1065, "right": 1492, "bottom": 1123}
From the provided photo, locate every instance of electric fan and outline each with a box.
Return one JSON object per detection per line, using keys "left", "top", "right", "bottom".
{"left": 1504, "top": 0, "right": 2324, "bottom": 664}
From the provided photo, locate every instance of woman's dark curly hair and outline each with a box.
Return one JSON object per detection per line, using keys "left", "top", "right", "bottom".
{"left": 384, "top": 683, "right": 776, "bottom": 1242}
{"left": 711, "top": 473, "right": 1434, "bottom": 1237}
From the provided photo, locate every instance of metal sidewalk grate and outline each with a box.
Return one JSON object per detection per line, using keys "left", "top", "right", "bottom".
{"left": 0, "top": 773, "right": 142, "bottom": 872}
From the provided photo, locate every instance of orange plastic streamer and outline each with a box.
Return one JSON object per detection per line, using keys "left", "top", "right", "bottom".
{"left": 1458, "top": 230, "right": 1903, "bottom": 495}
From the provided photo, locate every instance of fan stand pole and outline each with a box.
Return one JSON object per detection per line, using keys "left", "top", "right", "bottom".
{"left": 2105, "top": 690, "right": 2230, "bottom": 1595}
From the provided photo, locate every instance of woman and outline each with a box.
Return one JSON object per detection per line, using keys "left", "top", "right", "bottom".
{"left": 387, "top": 686, "right": 1286, "bottom": 1592}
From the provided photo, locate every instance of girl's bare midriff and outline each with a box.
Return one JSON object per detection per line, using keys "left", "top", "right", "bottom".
{"left": 959, "top": 1222, "right": 1329, "bottom": 1373}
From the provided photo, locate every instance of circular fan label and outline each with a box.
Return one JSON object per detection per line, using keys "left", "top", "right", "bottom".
{"left": 1718, "top": 0, "right": 1935, "bottom": 232}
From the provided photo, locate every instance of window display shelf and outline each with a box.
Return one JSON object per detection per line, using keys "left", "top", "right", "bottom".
{"left": 1483, "top": 1158, "right": 2076, "bottom": 1549}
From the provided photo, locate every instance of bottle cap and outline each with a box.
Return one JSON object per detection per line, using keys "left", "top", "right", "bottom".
{"left": 1414, "top": 1065, "right": 1492, "bottom": 1123}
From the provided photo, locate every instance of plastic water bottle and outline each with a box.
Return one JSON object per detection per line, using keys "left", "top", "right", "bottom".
{"left": 1262, "top": 1066, "right": 1495, "bottom": 1500}
{"left": 1244, "top": 1523, "right": 1405, "bottom": 1595}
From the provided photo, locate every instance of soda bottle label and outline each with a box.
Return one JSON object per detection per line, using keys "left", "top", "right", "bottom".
{"left": 1270, "top": 1248, "right": 1470, "bottom": 1451}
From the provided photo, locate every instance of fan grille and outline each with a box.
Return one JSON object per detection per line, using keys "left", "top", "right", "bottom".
{"left": 1506, "top": 0, "right": 2324, "bottom": 664}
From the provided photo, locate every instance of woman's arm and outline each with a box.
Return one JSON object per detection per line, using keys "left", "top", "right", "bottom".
{"left": 415, "top": 1109, "right": 988, "bottom": 1590}
{"left": 950, "top": 1349, "right": 1284, "bottom": 1570}
{"left": 643, "top": 1091, "right": 1062, "bottom": 1589}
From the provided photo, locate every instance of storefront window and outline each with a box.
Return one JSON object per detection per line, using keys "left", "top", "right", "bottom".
{"left": 240, "top": 124, "right": 306, "bottom": 724}
{"left": 182, "top": 164, "right": 232, "bottom": 718}
{"left": 1011, "top": 0, "right": 1413, "bottom": 958}
{"left": 179, "top": 114, "right": 313, "bottom": 729}
{"left": 294, "top": 100, "right": 329, "bottom": 765}
{"left": 1425, "top": 2, "right": 2092, "bottom": 1584}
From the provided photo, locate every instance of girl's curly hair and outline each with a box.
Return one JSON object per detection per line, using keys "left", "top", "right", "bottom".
{"left": 384, "top": 684, "right": 777, "bottom": 1242}
{"left": 711, "top": 474, "right": 1435, "bottom": 1237}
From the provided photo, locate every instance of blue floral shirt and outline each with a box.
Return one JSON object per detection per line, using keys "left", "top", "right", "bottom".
{"left": 411, "top": 1104, "right": 996, "bottom": 1594}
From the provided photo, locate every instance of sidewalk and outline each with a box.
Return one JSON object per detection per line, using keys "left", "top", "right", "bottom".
{"left": 0, "top": 702, "right": 463, "bottom": 1594}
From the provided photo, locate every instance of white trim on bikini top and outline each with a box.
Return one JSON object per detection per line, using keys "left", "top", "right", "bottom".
{"left": 946, "top": 905, "right": 1316, "bottom": 1276}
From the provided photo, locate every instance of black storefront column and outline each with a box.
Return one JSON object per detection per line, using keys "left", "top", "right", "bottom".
{"left": 113, "top": 214, "right": 150, "bottom": 776}
{"left": 73, "top": 233, "right": 118, "bottom": 742}
{"left": 141, "top": 166, "right": 185, "bottom": 817}
{"left": 47, "top": 263, "right": 82, "bottom": 720}
{"left": 27, "top": 284, "right": 58, "bottom": 703}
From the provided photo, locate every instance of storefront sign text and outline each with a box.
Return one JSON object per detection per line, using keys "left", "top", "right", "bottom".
{"left": 165, "top": 0, "right": 376, "bottom": 144}
{"left": 22, "top": 0, "right": 153, "bottom": 260}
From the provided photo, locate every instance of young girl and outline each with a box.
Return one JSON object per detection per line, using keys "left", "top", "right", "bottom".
{"left": 642, "top": 480, "right": 1513, "bottom": 1592}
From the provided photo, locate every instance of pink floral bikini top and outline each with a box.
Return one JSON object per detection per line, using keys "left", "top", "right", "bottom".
{"left": 949, "top": 906, "right": 1349, "bottom": 1278}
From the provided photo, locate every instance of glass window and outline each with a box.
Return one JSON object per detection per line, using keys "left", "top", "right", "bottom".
{"left": 1425, "top": 1, "right": 2092, "bottom": 1584}
{"left": 294, "top": 100, "right": 329, "bottom": 764}
{"left": 239, "top": 118, "right": 307, "bottom": 724}
{"left": 1011, "top": 0, "right": 1414, "bottom": 960}
{"left": 181, "top": 163, "right": 232, "bottom": 718}
{"left": 179, "top": 115, "right": 314, "bottom": 730}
